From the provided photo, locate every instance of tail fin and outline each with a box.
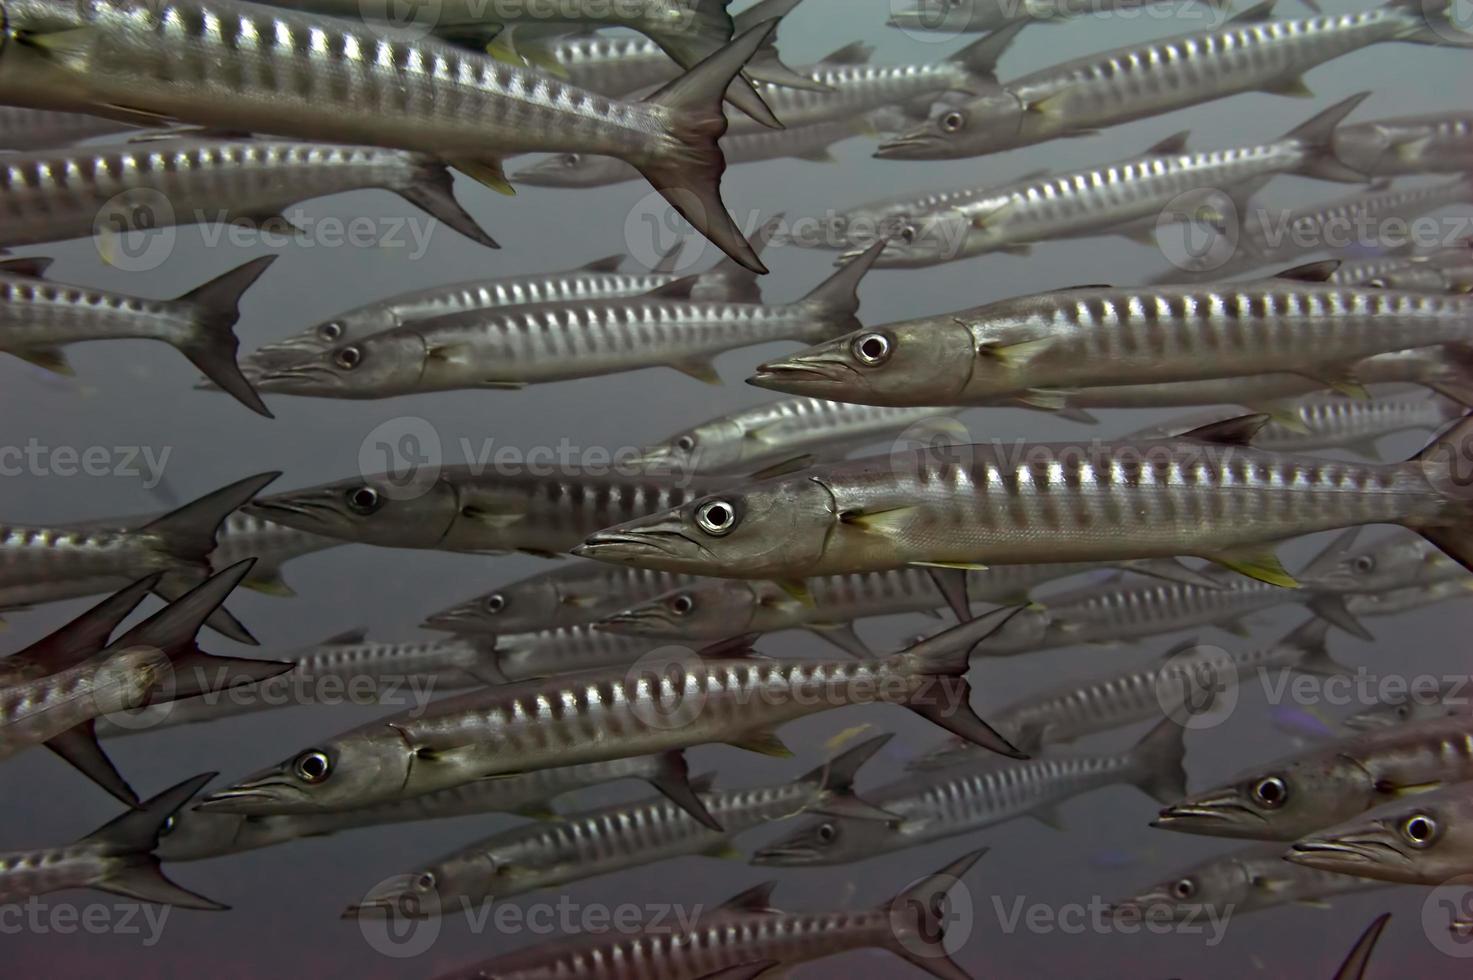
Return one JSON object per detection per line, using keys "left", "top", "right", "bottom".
{"left": 903, "top": 608, "right": 1029, "bottom": 759}
{"left": 45, "top": 722, "right": 136, "bottom": 807}
{"left": 1275, "top": 618, "right": 1347, "bottom": 677}
{"left": 1333, "top": 913, "right": 1391, "bottom": 980}
{"left": 1388, "top": 0, "right": 1473, "bottom": 44}
{"left": 82, "top": 771, "right": 229, "bottom": 910}
{"left": 645, "top": 749, "right": 723, "bottom": 831}
{"left": 798, "top": 732, "right": 898, "bottom": 821}
{"left": 697, "top": 212, "right": 783, "bottom": 303}
{"left": 1428, "top": 343, "right": 1473, "bottom": 407}
{"left": 1410, "top": 411, "right": 1473, "bottom": 572}
{"left": 1284, "top": 92, "right": 1372, "bottom": 182}
{"left": 639, "top": 22, "right": 780, "bottom": 275}
{"left": 732, "top": 0, "right": 830, "bottom": 92}
{"left": 11, "top": 574, "right": 160, "bottom": 672}
{"left": 1127, "top": 718, "right": 1188, "bottom": 805}
{"left": 174, "top": 256, "right": 276, "bottom": 417}
{"left": 793, "top": 236, "right": 886, "bottom": 340}
{"left": 400, "top": 158, "right": 499, "bottom": 250}
{"left": 112, "top": 560, "right": 294, "bottom": 703}
{"left": 653, "top": 0, "right": 779, "bottom": 127}
{"left": 881, "top": 847, "right": 987, "bottom": 980}
{"left": 948, "top": 22, "right": 1027, "bottom": 91}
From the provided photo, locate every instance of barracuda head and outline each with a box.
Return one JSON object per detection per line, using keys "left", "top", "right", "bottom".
{"left": 240, "top": 306, "right": 402, "bottom": 378}
{"left": 636, "top": 416, "right": 747, "bottom": 475}
{"left": 252, "top": 331, "right": 430, "bottom": 397}
{"left": 752, "top": 813, "right": 903, "bottom": 866}
{"left": 599, "top": 580, "right": 793, "bottom": 640}
{"left": 197, "top": 731, "right": 413, "bottom": 815}
{"left": 244, "top": 474, "right": 460, "bottom": 548}
{"left": 1288, "top": 786, "right": 1473, "bottom": 884}
{"left": 1110, "top": 851, "right": 1289, "bottom": 922}
{"left": 344, "top": 850, "right": 502, "bottom": 920}
{"left": 751, "top": 319, "right": 977, "bottom": 405}
{"left": 875, "top": 91, "right": 1027, "bottom": 160}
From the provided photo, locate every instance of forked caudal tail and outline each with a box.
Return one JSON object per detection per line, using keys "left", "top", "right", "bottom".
{"left": 881, "top": 848, "right": 988, "bottom": 980}
{"left": 1411, "top": 411, "right": 1473, "bottom": 572}
{"left": 638, "top": 22, "right": 781, "bottom": 276}
{"left": 903, "top": 607, "right": 1029, "bottom": 760}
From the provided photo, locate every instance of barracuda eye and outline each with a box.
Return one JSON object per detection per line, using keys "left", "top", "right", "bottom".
{"left": 294, "top": 750, "right": 331, "bottom": 784}
{"left": 669, "top": 593, "right": 694, "bottom": 616}
{"left": 334, "top": 345, "right": 363, "bottom": 370}
{"left": 1171, "top": 878, "right": 1196, "bottom": 900}
{"left": 319, "top": 321, "right": 343, "bottom": 341}
{"left": 940, "top": 110, "right": 966, "bottom": 134}
{"left": 415, "top": 872, "right": 437, "bottom": 892}
{"left": 675, "top": 435, "right": 697, "bottom": 453}
{"left": 1251, "top": 775, "right": 1288, "bottom": 809}
{"left": 1401, "top": 813, "right": 1439, "bottom": 847}
{"left": 484, "top": 593, "right": 506, "bottom": 614}
{"left": 852, "top": 333, "right": 893, "bottom": 366}
{"left": 561, "top": 154, "right": 580, "bottom": 168}
{"left": 898, "top": 224, "right": 917, "bottom": 245}
{"left": 1352, "top": 555, "right": 1375, "bottom": 574}
{"left": 345, "top": 486, "right": 382, "bottom": 514}
{"left": 695, "top": 499, "right": 738, "bottom": 536}
{"left": 816, "top": 822, "right": 838, "bottom": 843}
{"left": 160, "top": 815, "right": 177, "bottom": 836}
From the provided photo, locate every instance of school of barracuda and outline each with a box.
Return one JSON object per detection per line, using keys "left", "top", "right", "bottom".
{"left": 4, "top": 0, "right": 1473, "bottom": 974}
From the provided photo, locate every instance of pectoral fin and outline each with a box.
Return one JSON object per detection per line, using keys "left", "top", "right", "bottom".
{"left": 729, "top": 728, "right": 794, "bottom": 758}
{"left": 1207, "top": 546, "right": 1300, "bottom": 588}
{"left": 447, "top": 157, "right": 516, "bottom": 196}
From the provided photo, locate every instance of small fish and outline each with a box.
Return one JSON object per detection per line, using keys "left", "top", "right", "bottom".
{"left": 427, "top": 847, "right": 986, "bottom": 980}
{"left": 194, "top": 611, "right": 1028, "bottom": 822}
{"left": 887, "top": 0, "right": 1227, "bottom": 35}
{"left": 1109, "top": 844, "right": 1386, "bottom": 922}
{"left": 1334, "top": 111, "right": 1473, "bottom": 175}
{"left": 0, "top": 771, "right": 225, "bottom": 908}
{"left": 1154, "top": 713, "right": 1473, "bottom": 839}
{"left": 576, "top": 415, "right": 1473, "bottom": 597}
{"left": 421, "top": 563, "right": 694, "bottom": 636}
{"left": 1342, "top": 675, "right": 1473, "bottom": 732}
{"left": 0, "top": 562, "right": 292, "bottom": 775}
{"left": 1128, "top": 393, "right": 1466, "bottom": 460}
{"left": 1288, "top": 780, "right": 1473, "bottom": 884}
{"left": 345, "top": 735, "right": 893, "bottom": 916}
{"left": 753, "top": 718, "right": 1184, "bottom": 866}
{"left": 752, "top": 263, "right": 1473, "bottom": 408}
{"left": 0, "top": 137, "right": 497, "bottom": 251}
{"left": 157, "top": 752, "right": 698, "bottom": 862}
{"left": 0, "top": 105, "right": 136, "bottom": 150}
{"left": 877, "top": 2, "right": 1470, "bottom": 160}
{"left": 0, "top": 471, "right": 279, "bottom": 644}
{"left": 0, "top": 1, "right": 780, "bottom": 269}
{"left": 251, "top": 236, "right": 881, "bottom": 399}
{"left": 0, "top": 255, "right": 275, "bottom": 415}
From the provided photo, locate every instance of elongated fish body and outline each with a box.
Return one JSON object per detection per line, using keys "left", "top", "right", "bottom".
{"left": 760, "top": 276, "right": 1473, "bottom": 407}
{"left": 0, "top": 772, "right": 223, "bottom": 908}
{"left": 0, "top": 138, "right": 497, "bottom": 251}
{"left": 577, "top": 420, "right": 1472, "bottom": 587}
{"left": 877, "top": 3, "right": 1463, "bottom": 159}
{"left": 755, "top": 719, "right": 1184, "bottom": 865}
{"left": 0, "top": 0, "right": 776, "bottom": 270}
{"left": 0, "top": 645, "right": 167, "bottom": 759}
{"left": 1343, "top": 677, "right": 1472, "bottom": 731}
{"left": 1329, "top": 253, "right": 1460, "bottom": 292}
{"left": 797, "top": 180, "right": 1017, "bottom": 253}
{"left": 552, "top": 35, "right": 689, "bottom": 96}
{"left": 1111, "top": 844, "right": 1386, "bottom": 922}
{"left": 476, "top": 625, "right": 657, "bottom": 683}
{"left": 1344, "top": 575, "right": 1473, "bottom": 617}
{"left": 430, "top": 850, "right": 982, "bottom": 980}
{"left": 0, "top": 106, "right": 135, "bottom": 149}
{"left": 422, "top": 563, "right": 693, "bottom": 635}
{"left": 198, "top": 615, "right": 1023, "bottom": 816}
{"left": 1335, "top": 112, "right": 1473, "bottom": 175}
{"left": 253, "top": 241, "right": 881, "bottom": 398}
{"left": 96, "top": 634, "right": 491, "bottom": 737}
{"left": 206, "top": 510, "right": 340, "bottom": 594}
{"left": 1133, "top": 394, "right": 1464, "bottom": 457}
{"left": 239, "top": 260, "right": 757, "bottom": 377}
{"left": 1156, "top": 714, "right": 1473, "bottom": 840}
{"left": 1288, "top": 780, "right": 1473, "bottom": 884}
{"left": 245, "top": 466, "right": 730, "bottom": 558}
{"left": 639, "top": 397, "right": 958, "bottom": 474}
{"left": 887, "top": 0, "right": 1218, "bottom": 34}
{"left": 158, "top": 753, "right": 677, "bottom": 861}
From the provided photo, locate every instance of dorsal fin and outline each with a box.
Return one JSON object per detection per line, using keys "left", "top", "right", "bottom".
{"left": 820, "top": 41, "right": 872, "bottom": 65}
{"left": 0, "top": 257, "right": 54, "bottom": 278}
{"left": 1145, "top": 131, "right": 1190, "bottom": 156}
{"left": 688, "top": 772, "right": 719, "bottom": 794}
{"left": 580, "top": 254, "right": 625, "bottom": 273}
{"left": 646, "top": 274, "right": 702, "bottom": 300}
{"left": 1229, "top": 0, "right": 1276, "bottom": 23}
{"left": 696, "top": 633, "right": 762, "bottom": 659}
{"left": 1175, "top": 414, "right": 1271, "bottom": 445}
{"left": 1273, "top": 260, "right": 1341, "bottom": 282}
{"left": 320, "top": 628, "right": 369, "bottom": 646}
{"left": 718, "top": 881, "right": 780, "bottom": 914}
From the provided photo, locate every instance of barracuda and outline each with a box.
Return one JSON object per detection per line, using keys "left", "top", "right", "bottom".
{"left": 597, "top": 559, "right": 1221, "bottom": 656}
{"left": 428, "top": 848, "right": 985, "bottom": 980}
{"left": 1155, "top": 713, "right": 1473, "bottom": 839}
{"left": 461, "top": 624, "right": 660, "bottom": 683}
{"left": 752, "top": 264, "right": 1473, "bottom": 408}
{"left": 0, "top": 104, "right": 134, "bottom": 149}
{"left": 157, "top": 752, "right": 697, "bottom": 862}
{"left": 244, "top": 465, "right": 731, "bottom": 558}
{"left": 1129, "top": 393, "right": 1465, "bottom": 459}
{"left": 1342, "top": 676, "right": 1473, "bottom": 731}
{"left": 1288, "top": 780, "right": 1473, "bottom": 883}
{"left": 576, "top": 415, "right": 1473, "bottom": 597}
{"left": 858, "top": 96, "right": 1370, "bottom": 268}
{"left": 346, "top": 735, "right": 893, "bottom": 915}
{"left": 0, "top": 255, "right": 275, "bottom": 415}
{"left": 887, "top": 0, "right": 1227, "bottom": 35}
{"left": 238, "top": 251, "right": 764, "bottom": 378}
{"left": 251, "top": 237, "right": 883, "bottom": 399}
{"left": 194, "top": 612, "right": 1028, "bottom": 822}
{"left": 1335, "top": 110, "right": 1473, "bottom": 175}
{"left": 205, "top": 509, "right": 341, "bottom": 596}
{"left": 877, "top": 1, "right": 1471, "bottom": 160}
{"left": 0, "top": 137, "right": 498, "bottom": 251}
{"left": 0, "top": 772, "right": 224, "bottom": 908}
{"left": 0, "top": 0, "right": 779, "bottom": 270}
{"left": 753, "top": 718, "right": 1184, "bottom": 866}
{"left": 422, "top": 563, "right": 695, "bottom": 635}
{"left": 1109, "top": 844, "right": 1387, "bottom": 922}
{"left": 0, "top": 472, "right": 278, "bottom": 644}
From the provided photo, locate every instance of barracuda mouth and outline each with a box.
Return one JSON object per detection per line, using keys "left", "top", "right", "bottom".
{"left": 874, "top": 130, "right": 939, "bottom": 159}
{"left": 750, "top": 843, "right": 822, "bottom": 865}
{"left": 594, "top": 608, "right": 668, "bottom": 632}
{"left": 1287, "top": 835, "right": 1407, "bottom": 868}
{"left": 419, "top": 608, "right": 488, "bottom": 631}
{"left": 574, "top": 527, "right": 717, "bottom": 564}
{"left": 251, "top": 360, "right": 350, "bottom": 394}
{"left": 194, "top": 776, "right": 306, "bottom": 813}
{"left": 1152, "top": 797, "right": 1269, "bottom": 830}
{"left": 244, "top": 493, "right": 346, "bottom": 529}
{"left": 748, "top": 355, "right": 857, "bottom": 390}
